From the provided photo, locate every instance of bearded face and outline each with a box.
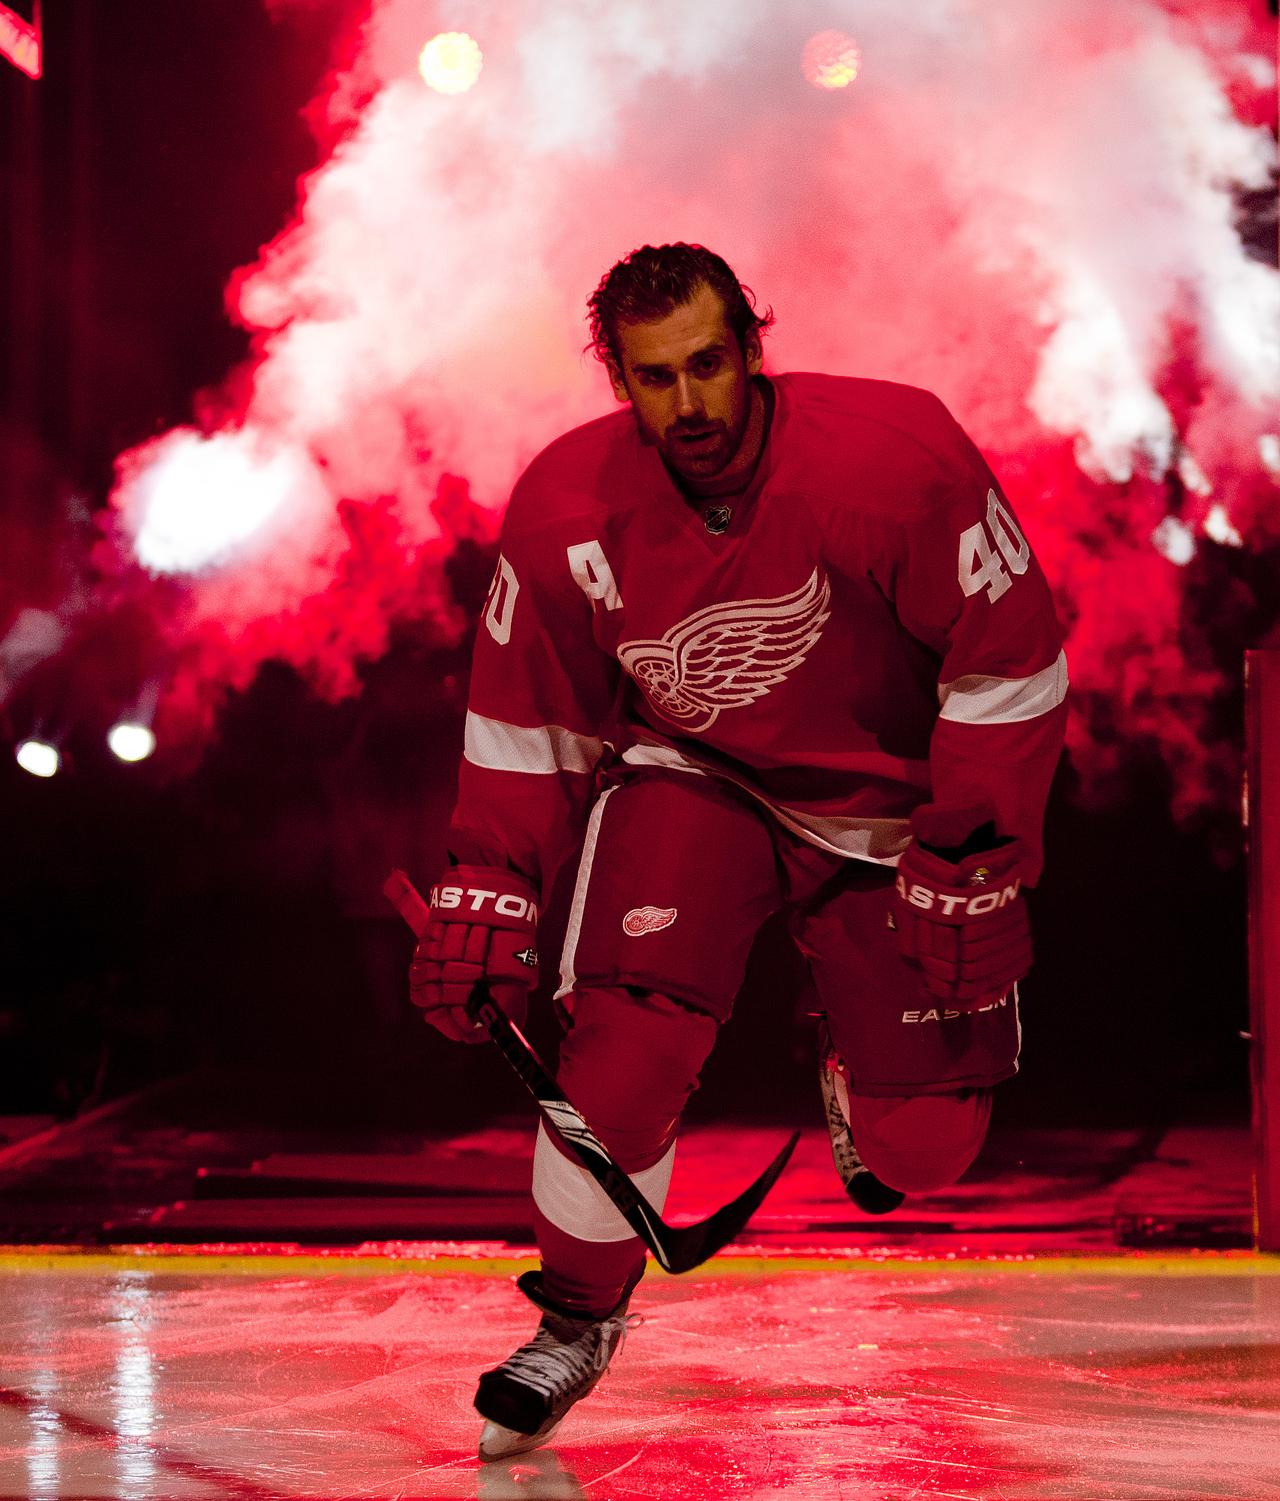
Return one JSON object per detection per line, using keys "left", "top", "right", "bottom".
{"left": 609, "top": 282, "right": 762, "bottom": 487}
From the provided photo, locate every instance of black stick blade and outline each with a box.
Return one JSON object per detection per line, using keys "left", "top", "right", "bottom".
{"left": 466, "top": 980, "right": 799, "bottom": 1275}
{"left": 380, "top": 862, "right": 803, "bottom": 1282}
{"left": 653, "top": 1130, "right": 801, "bottom": 1275}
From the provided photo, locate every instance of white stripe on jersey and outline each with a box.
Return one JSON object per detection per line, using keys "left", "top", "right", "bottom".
{"left": 555, "top": 785, "right": 616, "bottom": 1001}
{"left": 1011, "top": 980, "right": 1022, "bottom": 1075}
{"left": 532, "top": 1122, "right": 676, "bottom": 1242}
{"left": 619, "top": 742, "right": 911, "bottom": 864}
{"left": 463, "top": 711, "right": 605, "bottom": 775}
{"left": 937, "top": 649, "right": 1068, "bottom": 726}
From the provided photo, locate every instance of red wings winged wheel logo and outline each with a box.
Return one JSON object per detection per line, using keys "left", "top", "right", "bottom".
{"left": 623, "top": 906, "right": 678, "bottom": 936}
{"left": 617, "top": 569, "right": 832, "bottom": 733}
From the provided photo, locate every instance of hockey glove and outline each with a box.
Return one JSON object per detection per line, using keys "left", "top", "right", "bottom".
{"left": 409, "top": 865, "right": 539, "bottom": 1043}
{"left": 893, "top": 801, "right": 1033, "bottom": 1011}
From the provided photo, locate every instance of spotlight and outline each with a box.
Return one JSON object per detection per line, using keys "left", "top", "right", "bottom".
{"left": 107, "top": 722, "right": 157, "bottom": 763}
{"left": 802, "top": 30, "right": 860, "bottom": 91}
{"left": 1203, "top": 503, "right": 1243, "bottom": 548}
{"left": 131, "top": 430, "right": 308, "bottom": 575}
{"left": 418, "top": 31, "right": 482, "bottom": 95}
{"left": 16, "top": 738, "right": 59, "bottom": 778}
{"left": 1151, "top": 515, "right": 1196, "bottom": 566}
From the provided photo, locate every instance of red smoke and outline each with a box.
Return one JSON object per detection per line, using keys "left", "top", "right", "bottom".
{"left": 85, "top": 0, "right": 1277, "bottom": 819}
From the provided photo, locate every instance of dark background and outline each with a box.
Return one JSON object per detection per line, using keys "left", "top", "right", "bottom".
{"left": 0, "top": 1, "right": 1266, "bottom": 1140}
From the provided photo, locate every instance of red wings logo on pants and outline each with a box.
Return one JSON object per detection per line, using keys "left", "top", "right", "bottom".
{"left": 623, "top": 906, "right": 678, "bottom": 936}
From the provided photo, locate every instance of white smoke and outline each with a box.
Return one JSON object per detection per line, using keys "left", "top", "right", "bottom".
{"left": 216, "top": 0, "right": 1277, "bottom": 515}
{"left": 0, "top": 608, "right": 66, "bottom": 706}
{"left": 123, "top": 428, "right": 329, "bottom": 574}
{"left": 103, "top": 0, "right": 1277, "bottom": 794}
{"left": 1006, "top": 28, "right": 1279, "bottom": 481}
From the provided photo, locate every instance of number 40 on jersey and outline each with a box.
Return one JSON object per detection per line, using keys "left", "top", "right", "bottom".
{"left": 958, "top": 489, "right": 1031, "bottom": 604}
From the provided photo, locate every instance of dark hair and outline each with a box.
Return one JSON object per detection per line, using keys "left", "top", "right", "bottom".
{"left": 586, "top": 243, "right": 774, "bottom": 368}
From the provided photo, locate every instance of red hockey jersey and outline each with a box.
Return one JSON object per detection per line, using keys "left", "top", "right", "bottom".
{"left": 449, "top": 374, "right": 1068, "bottom": 898}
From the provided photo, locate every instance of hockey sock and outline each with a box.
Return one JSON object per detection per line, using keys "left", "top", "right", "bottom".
{"left": 533, "top": 1204, "right": 647, "bottom": 1317}
{"left": 532, "top": 986, "right": 718, "bottom": 1316}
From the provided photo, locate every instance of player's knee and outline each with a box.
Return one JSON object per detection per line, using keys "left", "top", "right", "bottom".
{"left": 847, "top": 1088, "right": 992, "bottom": 1193}
{"left": 556, "top": 986, "right": 719, "bottom": 1170}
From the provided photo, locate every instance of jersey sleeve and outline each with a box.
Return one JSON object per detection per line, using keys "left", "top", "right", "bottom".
{"left": 447, "top": 482, "right": 618, "bottom": 901}
{"left": 879, "top": 454, "right": 1068, "bottom": 884}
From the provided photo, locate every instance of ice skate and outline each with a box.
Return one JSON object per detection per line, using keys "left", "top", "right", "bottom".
{"left": 476, "top": 1270, "right": 640, "bottom": 1461}
{"left": 817, "top": 1020, "right": 907, "bottom": 1216}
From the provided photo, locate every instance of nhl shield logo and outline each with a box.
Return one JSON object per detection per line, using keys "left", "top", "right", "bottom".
{"left": 623, "top": 906, "right": 678, "bottom": 937}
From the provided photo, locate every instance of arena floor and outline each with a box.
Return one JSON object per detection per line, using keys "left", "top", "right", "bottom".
{"left": 1, "top": 1247, "right": 1277, "bottom": 1500}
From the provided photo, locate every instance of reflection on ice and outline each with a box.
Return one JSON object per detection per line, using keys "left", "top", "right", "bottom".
{"left": 110, "top": 1274, "right": 157, "bottom": 1496}
{"left": 478, "top": 1446, "right": 589, "bottom": 1499}
{"left": 0, "top": 1255, "right": 1274, "bottom": 1499}
{"left": 25, "top": 1364, "right": 60, "bottom": 1501}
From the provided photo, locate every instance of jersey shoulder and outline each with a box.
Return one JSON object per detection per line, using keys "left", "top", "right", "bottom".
{"left": 772, "top": 373, "right": 990, "bottom": 522}
{"left": 503, "top": 407, "right": 640, "bottom": 541}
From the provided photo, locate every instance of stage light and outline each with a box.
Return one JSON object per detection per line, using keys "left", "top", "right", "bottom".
{"left": 0, "top": 1, "right": 41, "bottom": 80}
{"left": 1176, "top": 450, "right": 1212, "bottom": 497}
{"left": 418, "top": 31, "right": 482, "bottom": 95}
{"left": 16, "top": 738, "right": 59, "bottom": 778}
{"left": 108, "top": 722, "right": 157, "bottom": 763}
{"left": 802, "top": 30, "right": 860, "bottom": 91}
{"left": 1151, "top": 515, "right": 1196, "bottom": 566}
{"left": 131, "top": 430, "right": 317, "bottom": 574}
{"left": 1203, "top": 503, "right": 1243, "bottom": 548}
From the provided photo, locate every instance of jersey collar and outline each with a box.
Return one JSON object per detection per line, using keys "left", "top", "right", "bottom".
{"left": 638, "top": 375, "right": 784, "bottom": 548}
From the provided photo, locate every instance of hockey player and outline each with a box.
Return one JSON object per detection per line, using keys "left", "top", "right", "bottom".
{"left": 410, "top": 244, "right": 1067, "bottom": 1459}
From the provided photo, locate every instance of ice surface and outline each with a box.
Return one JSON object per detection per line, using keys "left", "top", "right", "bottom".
{"left": 0, "top": 1253, "right": 1276, "bottom": 1499}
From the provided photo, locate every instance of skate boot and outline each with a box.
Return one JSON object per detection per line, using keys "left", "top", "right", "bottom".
{"left": 475, "top": 1270, "right": 640, "bottom": 1462}
{"left": 817, "top": 1018, "right": 906, "bottom": 1216}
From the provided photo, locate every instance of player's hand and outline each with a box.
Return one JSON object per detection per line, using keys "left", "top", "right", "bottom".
{"left": 893, "top": 801, "right": 1032, "bottom": 1011}
{"left": 409, "top": 865, "right": 539, "bottom": 1043}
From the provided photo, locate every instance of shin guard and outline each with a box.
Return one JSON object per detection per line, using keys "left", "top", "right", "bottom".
{"left": 532, "top": 986, "right": 718, "bottom": 1315}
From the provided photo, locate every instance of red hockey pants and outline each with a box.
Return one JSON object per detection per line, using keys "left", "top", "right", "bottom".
{"left": 535, "top": 767, "right": 1012, "bottom": 1315}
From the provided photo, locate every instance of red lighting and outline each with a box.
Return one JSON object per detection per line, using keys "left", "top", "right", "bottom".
{"left": 0, "top": 1, "right": 40, "bottom": 79}
{"left": 418, "top": 31, "right": 482, "bottom": 95}
{"left": 802, "top": 29, "right": 860, "bottom": 91}
{"left": 15, "top": 738, "right": 58, "bottom": 778}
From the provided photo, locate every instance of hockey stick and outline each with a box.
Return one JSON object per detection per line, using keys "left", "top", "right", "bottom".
{"left": 383, "top": 868, "right": 799, "bottom": 1274}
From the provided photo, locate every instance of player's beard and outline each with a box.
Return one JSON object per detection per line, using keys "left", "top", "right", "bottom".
{"left": 624, "top": 363, "right": 758, "bottom": 486}
{"left": 660, "top": 418, "right": 734, "bottom": 479}
{"left": 657, "top": 393, "right": 752, "bottom": 483}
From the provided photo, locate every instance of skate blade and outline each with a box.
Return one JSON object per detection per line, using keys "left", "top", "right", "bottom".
{"left": 478, "top": 1416, "right": 563, "bottom": 1462}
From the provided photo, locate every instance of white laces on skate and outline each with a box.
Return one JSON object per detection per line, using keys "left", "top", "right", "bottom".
{"left": 501, "top": 1309, "right": 642, "bottom": 1400}
{"left": 593, "top": 1311, "right": 642, "bottom": 1372}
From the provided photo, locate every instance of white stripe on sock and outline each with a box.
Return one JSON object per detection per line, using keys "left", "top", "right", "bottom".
{"left": 532, "top": 1122, "right": 676, "bottom": 1243}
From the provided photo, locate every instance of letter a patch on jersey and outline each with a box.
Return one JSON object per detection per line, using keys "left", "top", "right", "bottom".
{"left": 566, "top": 540, "right": 624, "bottom": 611}
{"left": 623, "top": 906, "right": 677, "bottom": 936}
{"left": 618, "top": 569, "right": 831, "bottom": 732}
